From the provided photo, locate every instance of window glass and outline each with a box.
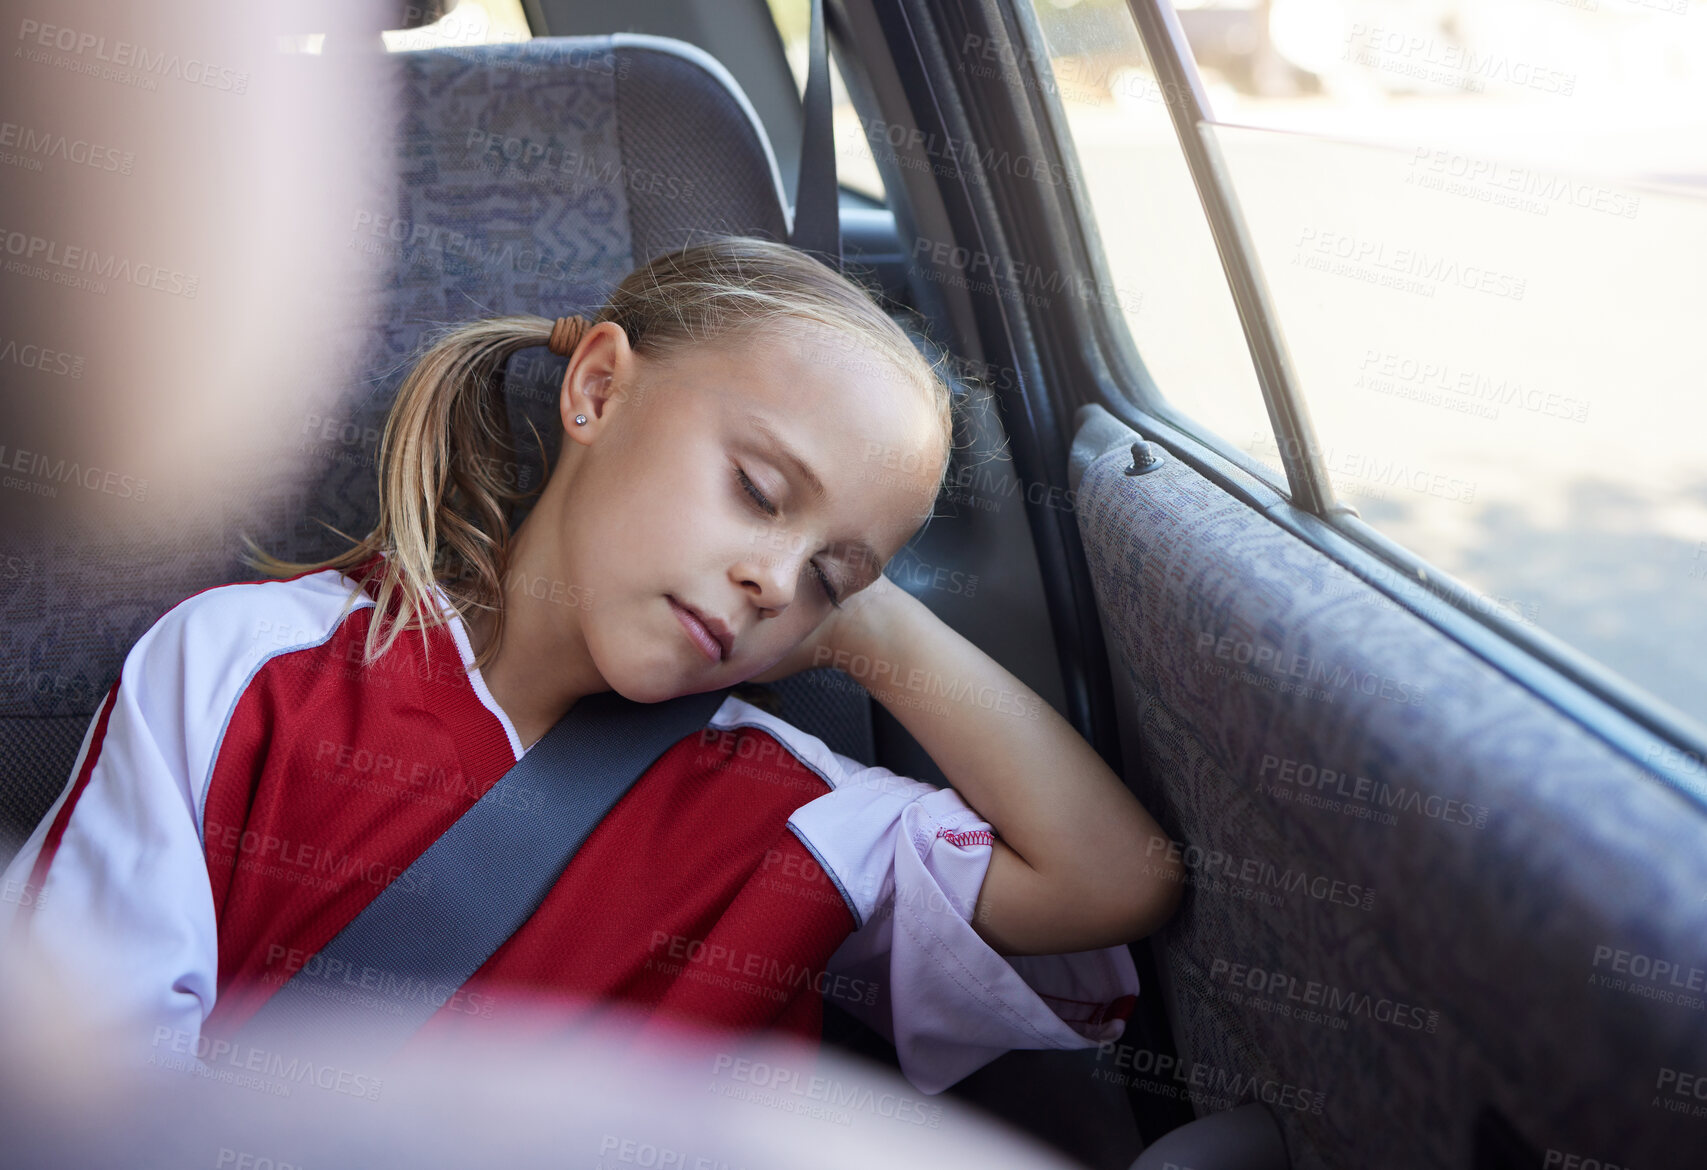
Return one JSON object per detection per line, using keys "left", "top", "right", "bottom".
{"left": 1020, "top": 0, "right": 1282, "bottom": 477}
{"left": 1193, "top": 0, "right": 1707, "bottom": 729}
{"left": 383, "top": 0, "right": 532, "bottom": 52}
{"left": 276, "top": 1, "right": 530, "bottom": 55}
{"left": 1024, "top": 0, "right": 1707, "bottom": 730}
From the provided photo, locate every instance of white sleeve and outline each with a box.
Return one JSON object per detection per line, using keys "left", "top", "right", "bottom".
{"left": 0, "top": 600, "right": 223, "bottom": 1069}
{"left": 789, "top": 757, "right": 1141, "bottom": 1096}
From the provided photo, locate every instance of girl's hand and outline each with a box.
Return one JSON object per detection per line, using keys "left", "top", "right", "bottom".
{"left": 746, "top": 573, "right": 905, "bottom": 684}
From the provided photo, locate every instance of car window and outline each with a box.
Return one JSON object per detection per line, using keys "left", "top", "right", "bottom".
{"left": 1017, "top": 0, "right": 1283, "bottom": 478}
{"left": 276, "top": 0, "right": 531, "bottom": 54}
{"left": 1025, "top": 0, "right": 1707, "bottom": 732}
{"left": 383, "top": 0, "right": 532, "bottom": 51}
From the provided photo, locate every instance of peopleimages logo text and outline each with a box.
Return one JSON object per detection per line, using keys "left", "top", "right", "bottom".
{"left": 16, "top": 19, "right": 249, "bottom": 93}
{"left": 0, "top": 227, "right": 199, "bottom": 297}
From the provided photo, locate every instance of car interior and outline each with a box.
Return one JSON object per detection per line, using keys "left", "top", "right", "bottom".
{"left": 4, "top": 1, "right": 1705, "bottom": 1168}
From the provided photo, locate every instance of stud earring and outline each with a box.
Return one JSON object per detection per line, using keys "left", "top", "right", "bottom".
{"left": 574, "top": 414, "right": 588, "bottom": 426}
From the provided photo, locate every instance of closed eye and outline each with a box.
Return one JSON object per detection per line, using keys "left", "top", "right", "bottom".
{"left": 736, "top": 468, "right": 841, "bottom": 607}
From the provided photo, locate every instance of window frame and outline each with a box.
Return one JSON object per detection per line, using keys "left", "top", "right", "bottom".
{"left": 1115, "top": 2, "right": 1341, "bottom": 518}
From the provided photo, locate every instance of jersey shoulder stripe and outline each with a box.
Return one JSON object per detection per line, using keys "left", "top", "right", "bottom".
{"left": 18, "top": 680, "right": 121, "bottom": 907}
{"left": 29, "top": 566, "right": 379, "bottom": 880}
{"left": 705, "top": 695, "right": 856, "bottom": 791}
{"left": 176, "top": 568, "right": 381, "bottom": 836}
{"left": 705, "top": 694, "right": 950, "bottom": 930}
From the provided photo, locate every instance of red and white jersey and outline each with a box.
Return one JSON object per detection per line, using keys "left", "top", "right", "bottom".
{"left": 0, "top": 554, "right": 1139, "bottom": 1094}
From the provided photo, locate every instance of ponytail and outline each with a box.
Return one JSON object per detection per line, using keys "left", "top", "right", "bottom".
{"left": 242, "top": 314, "right": 559, "bottom": 672}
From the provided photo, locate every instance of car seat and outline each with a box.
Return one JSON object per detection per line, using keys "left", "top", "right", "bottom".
{"left": 0, "top": 31, "right": 874, "bottom": 856}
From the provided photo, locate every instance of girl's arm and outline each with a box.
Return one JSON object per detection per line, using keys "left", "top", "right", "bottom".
{"left": 813, "top": 575, "right": 1182, "bottom": 957}
{"left": 2, "top": 608, "right": 224, "bottom": 1066}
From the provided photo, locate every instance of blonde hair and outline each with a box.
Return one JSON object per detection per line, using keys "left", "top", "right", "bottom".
{"left": 244, "top": 235, "right": 960, "bottom": 673}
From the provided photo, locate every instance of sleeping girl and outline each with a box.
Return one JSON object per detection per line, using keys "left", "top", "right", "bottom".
{"left": 0, "top": 235, "right": 1182, "bottom": 1095}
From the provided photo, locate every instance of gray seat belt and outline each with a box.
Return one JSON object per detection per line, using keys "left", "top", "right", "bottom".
{"left": 237, "top": 685, "right": 732, "bottom": 1052}
{"left": 789, "top": 0, "right": 842, "bottom": 272}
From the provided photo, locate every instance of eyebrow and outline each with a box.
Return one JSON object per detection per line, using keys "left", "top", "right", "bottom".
{"left": 745, "top": 412, "right": 883, "bottom": 586}
{"left": 748, "top": 413, "right": 828, "bottom": 504}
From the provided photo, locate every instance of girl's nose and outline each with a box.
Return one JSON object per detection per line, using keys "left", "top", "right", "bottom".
{"left": 738, "top": 550, "right": 803, "bottom": 612}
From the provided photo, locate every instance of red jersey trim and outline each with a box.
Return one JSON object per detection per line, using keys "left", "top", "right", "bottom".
{"left": 20, "top": 679, "right": 121, "bottom": 910}
{"left": 1037, "top": 991, "right": 1138, "bottom": 1027}
{"left": 192, "top": 583, "right": 379, "bottom": 844}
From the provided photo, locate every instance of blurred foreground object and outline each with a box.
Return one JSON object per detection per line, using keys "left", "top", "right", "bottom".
{"left": 0, "top": 950, "right": 1087, "bottom": 1170}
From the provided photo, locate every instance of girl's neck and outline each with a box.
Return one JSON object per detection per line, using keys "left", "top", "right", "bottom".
{"left": 465, "top": 499, "right": 604, "bottom": 751}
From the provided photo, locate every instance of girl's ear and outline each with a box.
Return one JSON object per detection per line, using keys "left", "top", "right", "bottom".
{"left": 560, "top": 321, "right": 634, "bottom": 443}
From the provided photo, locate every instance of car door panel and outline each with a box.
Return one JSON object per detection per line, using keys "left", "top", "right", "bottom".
{"left": 1070, "top": 404, "right": 1707, "bottom": 1169}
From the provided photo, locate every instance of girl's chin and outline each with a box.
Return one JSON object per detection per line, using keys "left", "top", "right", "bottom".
{"left": 605, "top": 657, "right": 728, "bottom": 705}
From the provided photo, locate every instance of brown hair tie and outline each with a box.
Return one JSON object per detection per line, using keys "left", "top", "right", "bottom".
{"left": 548, "top": 314, "right": 591, "bottom": 357}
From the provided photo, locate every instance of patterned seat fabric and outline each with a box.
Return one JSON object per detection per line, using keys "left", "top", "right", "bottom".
{"left": 0, "top": 36, "right": 877, "bottom": 857}
{"left": 1071, "top": 406, "right": 1707, "bottom": 1170}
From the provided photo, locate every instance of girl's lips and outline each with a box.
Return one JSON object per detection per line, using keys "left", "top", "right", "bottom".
{"left": 669, "top": 596, "right": 724, "bottom": 664}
